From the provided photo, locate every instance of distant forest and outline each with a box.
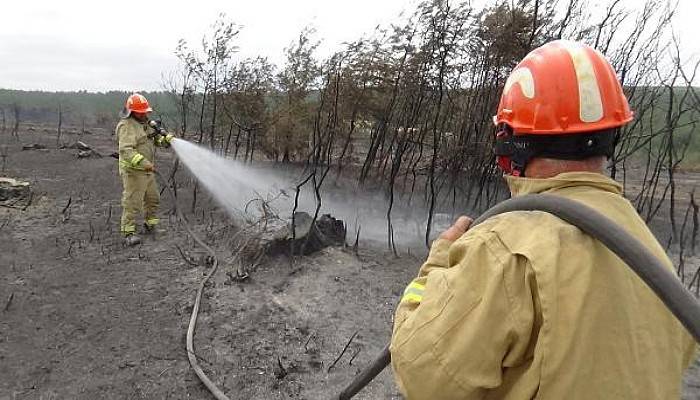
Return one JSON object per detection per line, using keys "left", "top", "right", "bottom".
{"left": 0, "top": 89, "right": 179, "bottom": 129}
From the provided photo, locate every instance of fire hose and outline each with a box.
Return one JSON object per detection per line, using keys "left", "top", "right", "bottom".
{"left": 334, "top": 194, "right": 700, "bottom": 400}
{"left": 158, "top": 171, "right": 231, "bottom": 400}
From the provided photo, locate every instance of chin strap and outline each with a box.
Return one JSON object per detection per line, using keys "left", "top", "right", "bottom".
{"left": 494, "top": 125, "right": 616, "bottom": 177}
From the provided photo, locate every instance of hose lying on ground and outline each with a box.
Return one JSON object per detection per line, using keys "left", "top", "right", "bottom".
{"left": 335, "top": 193, "right": 700, "bottom": 400}
{"left": 158, "top": 172, "right": 231, "bottom": 400}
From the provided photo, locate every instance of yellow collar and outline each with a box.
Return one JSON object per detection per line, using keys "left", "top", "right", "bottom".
{"left": 505, "top": 172, "right": 623, "bottom": 197}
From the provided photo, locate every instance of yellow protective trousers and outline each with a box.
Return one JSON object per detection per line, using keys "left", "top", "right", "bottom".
{"left": 119, "top": 171, "right": 160, "bottom": 235}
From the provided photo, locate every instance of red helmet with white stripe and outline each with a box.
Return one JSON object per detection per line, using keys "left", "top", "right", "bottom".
{"left": 125, "top": 93, "right": 152, "bottom": 115}
{"left": 493, "top": 40, "right": 633, "bottom": 175}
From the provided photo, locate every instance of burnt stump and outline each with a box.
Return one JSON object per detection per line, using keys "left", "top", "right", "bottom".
{"left": 265, "top": 212, "right": 346, "bottom": 256}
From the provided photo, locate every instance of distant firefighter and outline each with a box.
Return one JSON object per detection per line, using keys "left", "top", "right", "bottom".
{"left": 116, "top": 93, "right": 174, "bottom": 246}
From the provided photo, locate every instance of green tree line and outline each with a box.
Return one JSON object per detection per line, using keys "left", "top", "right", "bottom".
{"left": 0, "top": 89, "right": 179, "bottom": 128}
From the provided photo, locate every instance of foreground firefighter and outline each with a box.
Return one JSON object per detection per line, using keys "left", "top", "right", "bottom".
{"left": 390, "top": 40, "right": 697, "bottom": 399}
{"left": 116, "top": 93, "right": 174, "bottom": 245}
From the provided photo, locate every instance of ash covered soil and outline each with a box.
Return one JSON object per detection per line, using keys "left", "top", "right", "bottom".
{"left": 0, "top": 127, "right": 408, "bottom": 400}
{"left": 0, "top": 127, "right": 698, "bottom": 399}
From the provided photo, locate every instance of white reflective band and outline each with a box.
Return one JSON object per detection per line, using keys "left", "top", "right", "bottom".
{"left": 504, "top": 67, "right": 535, "bottom": 99}
{"left": 561, "top": 42, "right": 604, "bottom": 123}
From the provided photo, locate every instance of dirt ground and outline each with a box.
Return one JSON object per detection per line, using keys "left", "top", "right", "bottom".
{"left": 0, "top": 127, "right": 410, "bottom": 400}
{"left": 0, "top": 127, "right": 698, "bottom": 399}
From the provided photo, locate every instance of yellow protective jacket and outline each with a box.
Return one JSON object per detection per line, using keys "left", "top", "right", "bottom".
{"left": 116, "top": 117, "right": 171, "bottom": 173}
{"left": 391, "top": 172, "right": 696, "bottom": 400}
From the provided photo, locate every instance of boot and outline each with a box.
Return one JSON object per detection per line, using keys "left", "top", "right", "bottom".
{"left": 143, "top": 223, "right": 164, "bottom": 235}
{"left": 124, "top": 234, "right": 142, "bottom": 246}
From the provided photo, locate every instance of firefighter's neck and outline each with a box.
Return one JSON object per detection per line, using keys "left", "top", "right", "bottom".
{"left": 524, "top": 156, "right": 606, "bottom": 179}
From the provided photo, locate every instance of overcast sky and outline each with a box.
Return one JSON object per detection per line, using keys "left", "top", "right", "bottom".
{"left": 1, "top": 0, "right": 698, "bottom": 92}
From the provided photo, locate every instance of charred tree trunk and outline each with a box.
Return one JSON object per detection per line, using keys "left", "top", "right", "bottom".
{"left": 56, "top": 103, "right": 63, "bottom": 147}
{"left": 11, "top": 103, "right": 20, "bottom": 140}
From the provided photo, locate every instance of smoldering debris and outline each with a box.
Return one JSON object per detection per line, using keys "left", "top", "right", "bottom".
{"left": 263, "top": 212, "right": 346, "bottom": 256}
{"left": 61, "top": 141, "right": 92, "bottom": 151}
{"left": 21, "top": 143, "right": 46, "bottom": 151}
{"left": 77, "top": 149, "right": 102, "bottom": 158}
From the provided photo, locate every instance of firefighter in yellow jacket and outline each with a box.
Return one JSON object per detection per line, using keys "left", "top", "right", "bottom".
{"left": 390, "top": 41, "right": 696, "bottom": 399}
{"left": 116, "top": 93, "right": 174, "bottom": 246}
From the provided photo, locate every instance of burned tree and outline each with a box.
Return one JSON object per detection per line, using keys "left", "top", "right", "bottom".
{"left": 275, "top": 27, "right": 321, "bottom": 163}
{"left": 221, "top": 56, "right": 275, "bottom": 161}
{"left": 171, "top": 0, "right": 699, "bottom": 253}
{"left": 57, "top": 102, "right": 63, "bottom": 147}
{"left": 11, "top": 103, "right": 20, "bottom": 140}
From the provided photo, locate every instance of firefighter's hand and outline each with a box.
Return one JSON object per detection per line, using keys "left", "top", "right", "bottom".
{"left": 439, "top": 216, "right": 473, "bottom": 242}
{"left": 157, "top": 133, "right": 174, "bottom": 148}
{"left": 143, "top": 163, "right": 155, "bottom": 173}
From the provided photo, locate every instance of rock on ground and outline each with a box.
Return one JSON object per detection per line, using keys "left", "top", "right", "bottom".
{"left": 0, "top": 177, "right": 30, "bottom": 201}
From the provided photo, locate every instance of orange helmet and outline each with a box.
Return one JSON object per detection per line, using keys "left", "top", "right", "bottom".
{"left": 494, "top": 40, "right": 633, "bottom": 176}
{"left": 124, "top": 93, "right": 152, "bottom": 115}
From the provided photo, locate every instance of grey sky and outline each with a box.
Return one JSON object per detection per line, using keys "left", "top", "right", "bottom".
{"left": 1, "top": 0, "right": 698, "bottom": 92}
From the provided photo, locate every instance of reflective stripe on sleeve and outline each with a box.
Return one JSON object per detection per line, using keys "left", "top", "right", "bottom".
{"left": 130, "top": 153, "right": 145, "bottom": 167}
{"left": 401, "top": 281, "right": 425, "bottom": 304}
{"left": 119, "top": 159, "right": 144, "bottom": 171}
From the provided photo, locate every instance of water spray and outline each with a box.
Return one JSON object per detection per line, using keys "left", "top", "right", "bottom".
{"left": 170, "top": 138, "right": 449, "bottom": 247}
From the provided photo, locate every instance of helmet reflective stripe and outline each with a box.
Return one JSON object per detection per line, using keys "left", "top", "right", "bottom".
{"left": 494, "top": 40, "right": 631, "bottom": 134}
{"left": 125, "top": 93, "right": 152, "bottom": 114}
{"left": 560, "top": 41, "right": 604, "bottom": 123}
{"left": 503, "top": 67, "right": 535, "bottom": 99}
{"left": 127, "top": 94, "right": 146, "bottom": 107}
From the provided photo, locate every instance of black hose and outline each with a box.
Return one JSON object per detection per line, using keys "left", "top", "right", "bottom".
{"left": 334, "top": 193, "right": 700, "bottom": 400}
{"left": 333, "top": 345, "right": 391, "bottom": 400}
{"left": 157, "top": 171, "right": 231, "bottom": 400}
